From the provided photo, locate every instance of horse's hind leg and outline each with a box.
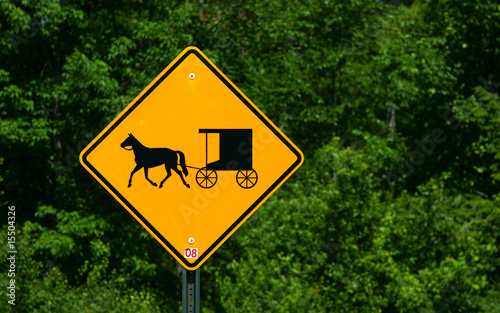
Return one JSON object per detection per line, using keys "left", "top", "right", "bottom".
{"left": 128, "top": 165, "right": 142, "bottom": 188}
{"left": 144, "top": 167, "right": 157, "bottom": 187}
{"left": 159, "top": 167, "right": 172, "bottom": 188}
{"left": 173, "top": 167, "right": 190, "bottom": 188}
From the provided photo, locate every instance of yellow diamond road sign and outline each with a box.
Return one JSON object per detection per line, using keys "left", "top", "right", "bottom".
{"left": 79, "top": 47, "right": 303, "bottom": 270}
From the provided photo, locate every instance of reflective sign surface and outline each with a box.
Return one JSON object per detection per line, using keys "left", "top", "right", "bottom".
{"left": 80, "top": 47, "right": 303, "bottom": 270}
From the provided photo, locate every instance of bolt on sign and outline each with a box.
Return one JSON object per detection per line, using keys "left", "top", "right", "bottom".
{"left": 80, "top": 47, "right": 304, "bottom": 270}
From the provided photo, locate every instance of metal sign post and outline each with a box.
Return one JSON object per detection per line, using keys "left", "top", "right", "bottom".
{"left": 182, "top": 268, "right": 200, "bottom": 313}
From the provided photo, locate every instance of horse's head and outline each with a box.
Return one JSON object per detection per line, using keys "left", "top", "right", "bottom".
{"left": 120, "top": 133, "right": 136, "bottom": 151}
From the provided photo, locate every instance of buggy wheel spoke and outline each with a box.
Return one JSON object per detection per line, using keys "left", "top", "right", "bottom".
{"left": 196, "top": 168, "right": 217, "bottom": 188}
{"left": 236, "top": 170, "right": 258, "bottom": 189}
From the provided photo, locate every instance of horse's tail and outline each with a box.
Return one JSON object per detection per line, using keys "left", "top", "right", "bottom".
{"left": 176, "top": 151, "right": 188, "bottom": 176}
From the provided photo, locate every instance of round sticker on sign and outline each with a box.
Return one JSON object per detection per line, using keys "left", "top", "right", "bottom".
{"left": 184, "top": 248, "right": 198, "bottom": 259}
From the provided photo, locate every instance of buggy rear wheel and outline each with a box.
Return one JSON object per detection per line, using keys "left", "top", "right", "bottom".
{"left": 196, "top": 168, "right": 218, "bottom": 189}
{"left": 236, "top": 169, "right": 258, "bottom": 189}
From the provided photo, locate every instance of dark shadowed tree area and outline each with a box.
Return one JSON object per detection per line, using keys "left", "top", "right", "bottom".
{"left": 1, "top": 0, "right": 499, "bottom": 312}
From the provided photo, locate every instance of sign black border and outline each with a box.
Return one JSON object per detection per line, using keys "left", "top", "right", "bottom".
{"left": 81, "top": 48, "right": 303, "bottom": 269}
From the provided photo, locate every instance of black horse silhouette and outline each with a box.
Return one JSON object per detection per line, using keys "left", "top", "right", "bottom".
{"left": 120, "top": 134, "right": 190, "bottom": 189}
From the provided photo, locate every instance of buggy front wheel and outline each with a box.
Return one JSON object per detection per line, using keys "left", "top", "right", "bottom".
{"left": 196, "top": 168, "right": 218, "bottom": 189}
{"left": 236, "top": 169, "right": 258, "bottom": 189}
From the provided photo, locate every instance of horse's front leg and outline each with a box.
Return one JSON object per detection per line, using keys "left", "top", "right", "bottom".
{"left": 128, "top": 165, "right": 142, "bottom": 187}
{"left": 144, "top": 167, "right": 157, "bottom": 187}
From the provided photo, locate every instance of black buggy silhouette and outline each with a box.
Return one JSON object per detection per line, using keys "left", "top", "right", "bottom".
{"left": 120, "top": 129, "right": 257, "bottom": 189}
{"left": 195, "top": 129, "right": 258, "bottom": 189}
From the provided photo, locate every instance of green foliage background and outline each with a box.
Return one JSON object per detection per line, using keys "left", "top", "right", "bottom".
{"left": 1, "top": 0, "right": 499, "bottom": 312}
